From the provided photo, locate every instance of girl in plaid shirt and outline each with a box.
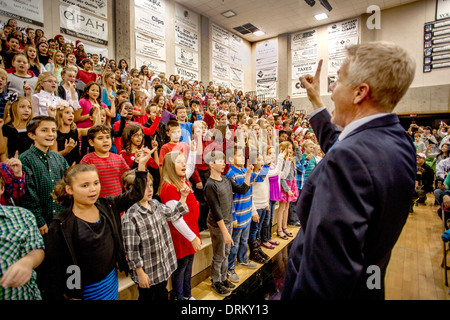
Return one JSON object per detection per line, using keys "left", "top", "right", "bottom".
{"left": 121, "top": 171, "right": 192, "bottom": 301}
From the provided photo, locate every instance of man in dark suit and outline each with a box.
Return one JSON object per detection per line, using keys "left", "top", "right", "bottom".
{"left": 281, "top": 42, "right": 417, "bottom": 300}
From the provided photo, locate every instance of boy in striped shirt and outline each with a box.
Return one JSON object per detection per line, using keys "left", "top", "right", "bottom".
{"left": 80, "top": 125, "right": 130, "bottom": 198}
{"left": 225, "top": 146, "right": 270, "bottom": 283}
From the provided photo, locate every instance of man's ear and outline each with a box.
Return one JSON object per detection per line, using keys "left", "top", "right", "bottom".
{"left": 353, "top": 83, "right": 370, "bottom": 105}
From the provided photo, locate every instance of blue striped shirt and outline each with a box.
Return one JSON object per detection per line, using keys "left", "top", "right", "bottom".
{"left": 226, "top": 164, "right": 270, "bottom": 229}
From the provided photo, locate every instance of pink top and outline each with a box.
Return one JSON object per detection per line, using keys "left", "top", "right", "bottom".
{"left": 77, "top": 99, "right": 107, "bottom": 128}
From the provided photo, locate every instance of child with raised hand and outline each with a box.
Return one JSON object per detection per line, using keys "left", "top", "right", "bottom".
{"left": 277, "top": 141, "right": 300, "bottom": 240}
{"left": 250, "top": 147, "right": 287, "bottom": 256}
{"left": 80, "top": 125, "right": 130, "bottom": 198}
{"left": 158, "top": 145, "right": 202, "bottom": 300}
{"left": 31, "top": 72, "right": 65, "bottom": 116}
{"left": 120, "top": 123, "right": 159, "bottom": 170}
{"left": 45, "top": 148, "right": 152, "bottom": 300}
{"left": 51, "top": 101, "right": 101, "bottom": 165}
{"left": 203, "top": 151, "right": 253, "bottom": 297}
{"left": 122, "top": 170, "right": 193, "bottom": 301}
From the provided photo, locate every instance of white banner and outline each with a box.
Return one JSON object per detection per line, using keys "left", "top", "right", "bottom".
{"left": 0, "top": 0, "right": 44, "bottom": 26}
{"left": 292, "top": 47, "right": 318, "bottom": 64}
{"left": 328, "top": 58, "right": 346, "bottom": 76}
{"left": 256, "top": 67, "right": 277, "bottom": 83}
{"left": 212, "top": 23, "right": 230, "bottom": 47}
{"left": 59, "top": 5, "right": 108, "bottom": 45}
{"left": 437, "top": 0, "right": 450, "bottom": 20}
{"left": 135, "top": 7, "right": 165, "bottom": 40}
{"left": 256, "top": 81, "right": 277, "bottom": 98}
{"left": 292, "top": 61, "right": 318, "bottom": 80}
{"left": 212, "top": 41, "right": 229, "bottom": 62}
{"left": 174, "top": 3, "right": 199, "bottom": 32}
{"left": 291, "top": 29, "right": 317, "bottom": 50}
{"left": 229, "top": 82, "right": 244, "bottom": 92}
{"left": 135, "top": 55, "right": 166, "bottom": 74}
{"left": 175, "top": 46, "right": 199, "bottom": 70}
{"left": 175, "top": 24, "right": 199, "bottom": 51}
{"left": 328, "top": 35, "right": 358, "bottom": 59}
{"left": 230, "top": 33, "right": 244, "bottom": 52}
{"left": 60, "top": 0, "right": 108, "bottom": 19}
{"left": 135, "top": 33, "right": 166, "bottom": 61}
{"left": 135, "top": 0, "right": 165, "bottom": 16}
{"left": 230, "top": 66, "right": 244, "bottom": 83}
{"left": 328, "top": 18, "right": 359, "bottom": 40}
{"left": 229, "top": 50, "right": 243, "bottom": 68}
{"left": 255, "top": 38, "right": 278, "bottom": 69}
{"left": 175, "top": 66, "right": 199, "bottom": 81}
{"left": 291, "top": 80, "right": 306, "bottom": 97}
{"left": 212, "top": 60, "right": 230, "bottom": 79}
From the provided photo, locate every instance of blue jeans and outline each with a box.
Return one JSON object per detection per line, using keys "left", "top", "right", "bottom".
{"left": 249, "top": 208, "right": 269, "bottom": 242}
{"left": 228, "top": 223, "right": 251, "bottom": 270}
{"left": 172, "top": 254, "right": 194, "bottom": 300}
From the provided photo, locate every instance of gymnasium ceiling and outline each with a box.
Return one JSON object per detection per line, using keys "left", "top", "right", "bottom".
{"left": 175, "top": 0, "right": 421, "bottom": 42}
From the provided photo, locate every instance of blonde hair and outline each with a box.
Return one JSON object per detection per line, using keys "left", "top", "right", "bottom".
{"left": 344, "top": 42, "right": 416, "bottom": 112}
{"left": 157, "top": 151, "right": 190, "bottom": 195}
{"left": 34, "top": 72, "right": 57, "bottom": 93}
{"left": 122, "top": 170, "right": 153, "bottom": 192}
{"left": 103, "top": 71, "right": 117, "bottom": 93}
{"left": 55, "top": 105, "right": 76, "bottom": 131}
{"left": 3, "top": 96, "right": 33, "bottom": 128}
{"left": 279, "top": 141, "right": 295, "bottom": 159}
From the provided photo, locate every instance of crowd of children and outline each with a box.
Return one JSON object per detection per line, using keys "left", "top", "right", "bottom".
{"left": 0, "top": 19, "right": 326, "bottom": 300}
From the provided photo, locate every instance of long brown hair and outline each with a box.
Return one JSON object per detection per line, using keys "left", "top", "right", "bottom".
{"left": 121, "top": 124, "right": 143, "bottom": 155}
{"left": 157, "top": 151, "right": 190, "bottom": 195}
{"left": 52, "top": 164, "right": 98, "bottom": 207}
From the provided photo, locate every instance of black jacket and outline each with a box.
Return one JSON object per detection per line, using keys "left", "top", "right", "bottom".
{"left": 44, "top": 170, "right": 147, "bottom": 300}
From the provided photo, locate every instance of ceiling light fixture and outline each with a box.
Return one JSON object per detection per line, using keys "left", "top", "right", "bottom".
{"left": 253, "top": 30, "right": 265, "bottom": 36}
{"left": 314, "top": 13, "right": 328, "bottom": 20}
{"left": 221, "top": 10, "right": 236, "bottom": 18}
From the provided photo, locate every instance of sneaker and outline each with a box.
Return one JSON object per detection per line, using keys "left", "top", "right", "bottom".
{"left": 211, "top": 281, "right": 231, "bottom": 296}
{"left": 227, "top": 269, "right": 240, "bottom": 283}
{"left": 184, "top": 296, "right": 196, "bottom": 300}
{"left": 237, "top": 260, "right": 258, "bottom": 269}
{"left": 222, "top": 279, "right": 236, "bottom": 289}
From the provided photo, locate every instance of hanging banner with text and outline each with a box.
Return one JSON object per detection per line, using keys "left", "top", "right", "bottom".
{"left": 174, "top": 3, "right": 199, "bottom": 32}
{"left": 60, "top": 0, "right": 108, "bottom": 19}
{"left": 135, "top": 33, "right": 166, "bottom": 61}
{"left": 135, "top": 7, "right": 165, "bottom": 40}
{"left": 136, "top": 55, "right": 166, "bottom": 74}
{"left": 59, "top": 5, "right": 108, "bottom": 45}
{"left": 175, "top": 66, "right": 199, "bottom": 81}
{"left": 0, "top": 0, "right": 44, "bottom": 27}
{"left": 175, "top": 24, "right": 199, "bottom": 51}
{"left": 175, "top": 46, "right": 199, "bottom": 70}
{"left": 135, "top": 0, "right": 165, "bottom": 16}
